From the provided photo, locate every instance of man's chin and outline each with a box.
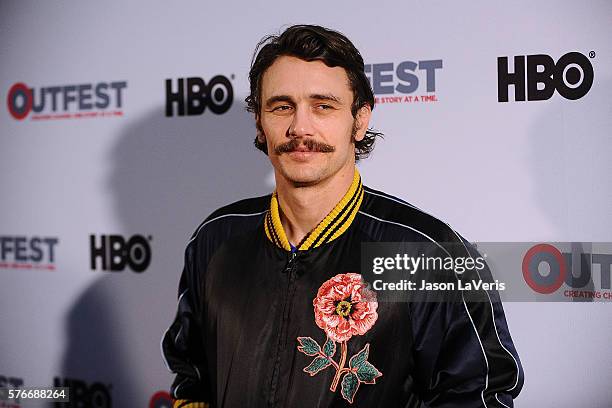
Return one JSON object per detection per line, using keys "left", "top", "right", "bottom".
{"left": 278, "top": 166, "right": 326, "bottom": 187}
{"left": 287, "top": 174, "right": 323, "bottom": 188}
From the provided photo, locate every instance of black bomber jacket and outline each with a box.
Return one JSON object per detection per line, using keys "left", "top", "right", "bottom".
{"left": 161, "top": 169, "right": 524, "bottom": 407}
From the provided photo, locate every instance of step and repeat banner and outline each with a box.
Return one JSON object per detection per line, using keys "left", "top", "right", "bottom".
{"left": 1, "top": 1, "right": 611, "bottom": 407}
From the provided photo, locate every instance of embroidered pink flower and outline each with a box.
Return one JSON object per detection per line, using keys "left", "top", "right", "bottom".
{"left": 298, "top": 273, "right": 383, "bottom": 403}
{"left": 313, "top": 273, "right": 378, "bottom": 343}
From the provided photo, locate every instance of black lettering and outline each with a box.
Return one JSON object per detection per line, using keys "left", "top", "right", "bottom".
{"left": 78, "top": 84, "right": 93, "bottom": 110}
{"left": 165, "top": 78, "right": 185, "bottom": 116}
{"left": 127, "top": 235, "right": 151, "bottom": 272}
{"left": 593, "top": 254, "right": 612, "bottom": 289}
{"left": 207, "top": 75, "right": 233, "bottom": 114}
{"left": 90, "top": 235, "right": 106, "bottom": 270}
{"left": 71, "top": 378, "right": 88, "bottom": 408}
{"left": 187, "top": 77, "right": 206, "bottom": 115}
{"left": 527, "top": 54, "right": 555, "bottom": 101}
{"left": 95, "top": 83, "right": 110, "bottom": 109}
{"left": 32, "top": 87, "right": 46, "bottom": 113}
{"left": 1, "top": 237, "right": 13, "bottom": 261}
{"left": 395, "top": 61, "right": 418, "bottom": 94}
{"left": 9, "top": 377, "right": 23, "bottom": 388}
{"left": 497, "top": 56, "right": 525, "bottom": 102}
{"left": 30, "top": 237, "right": 43, "bottom": 262}
{"left": 44, "top": 237, "right": 59, "bottom": 263}
{"left": 110, "top": 81, "right": 127, "bottom": 108}
{"left": 555, "top": 52, "right": 594, "bottom": 100}
{"left": 109, "top": 235, "right": 127, "bottom": 271}
{"left": 418, "top": 60, "right": 443, "bottom": 92}
{"left": 63, "top": 85, "right": 77, "bottom": 110}
{"left": 14, "top": 236, "right": 27, "bottom": 262}
{"left": 89, "top": 382, "right": 111, "bottom": 408}
{"left": 47, "top": 86, "right": 62, "bottom": 111}
{"left": 563, "top": 253, "right": 591, "bottom": 288}
{"left": 372, "top": 63, "right": 394, "bottom": 94}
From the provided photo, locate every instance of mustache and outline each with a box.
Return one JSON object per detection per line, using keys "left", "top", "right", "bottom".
{"left": 274, "top": 138, "right": 336, "bottom": 155}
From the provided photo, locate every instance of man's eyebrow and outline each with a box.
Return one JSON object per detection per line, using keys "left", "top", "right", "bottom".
{"left": 264, "top": 93, "right": 343, "bottom": 108}
{"left": 264, "top": 95, "right": 294, "bottom": 108}
{"left": 309, "top": 94, "right": 342, "bottom": 103}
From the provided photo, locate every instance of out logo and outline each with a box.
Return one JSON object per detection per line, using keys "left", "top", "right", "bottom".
{"left": 522, "top": 243, "right": 612, "bottom": 294}
{"left": 149, "top": 391, "right": 173, "bottom": 408}
{"left": 165, "top": 76, "right": 233, "bottom": 116}
{"left": 7, "top": 83, "right": 32, "bottom": 120}
{"left": 498, "top": 52, "right": 594, "bottom": 102}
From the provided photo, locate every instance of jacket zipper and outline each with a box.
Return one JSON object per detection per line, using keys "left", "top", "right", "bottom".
{"left": 269, "top": 251, "right": 298, "bottom": 407}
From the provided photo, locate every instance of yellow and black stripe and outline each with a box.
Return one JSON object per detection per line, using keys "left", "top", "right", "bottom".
{"left": 264, "top": 168, "right": 364, "bottom": 251}
{"left": 173, "top": 400, "right": 210, "bottom": 408}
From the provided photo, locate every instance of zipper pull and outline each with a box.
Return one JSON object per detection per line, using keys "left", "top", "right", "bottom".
{"left": 284, "top": 251, "right": 297, "bottom": 273}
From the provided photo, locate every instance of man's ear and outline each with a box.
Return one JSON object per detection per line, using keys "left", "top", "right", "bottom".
{"left": 353, "top": 105, "right": 372, "bottom": 142}
{"left": 255, "top": 115, "right": 266, "bottom": 144}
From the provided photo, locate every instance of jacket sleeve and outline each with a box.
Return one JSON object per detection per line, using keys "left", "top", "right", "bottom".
{"left": 409, "top": 242, "right": 524, "bottom": 407}
{"left": 161, "top": 238, "right": 213, "bottom": 406}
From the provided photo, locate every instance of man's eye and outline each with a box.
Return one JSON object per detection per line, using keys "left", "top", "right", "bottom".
{"left": 316, "top": 104, "right": 333, "bottom": 110}
{"left": 273, "top": 105, "right": 292, "bottom": 112}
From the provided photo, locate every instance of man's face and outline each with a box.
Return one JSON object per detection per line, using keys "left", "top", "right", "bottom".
{"left": 258, "top": 56, "right": 370, "bottom": 187}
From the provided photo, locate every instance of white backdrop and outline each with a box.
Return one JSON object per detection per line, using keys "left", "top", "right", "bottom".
{"left": 1, "top": 1, "right": 611, "bottom": 406}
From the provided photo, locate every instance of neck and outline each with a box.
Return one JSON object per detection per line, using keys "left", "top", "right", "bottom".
{"left": 275, "top": 165, "right": 356, "bottom": 246}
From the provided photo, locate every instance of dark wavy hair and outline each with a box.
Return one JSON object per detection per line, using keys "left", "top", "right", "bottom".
{"left": 245, "top": 24, "right": 383, "bottom": 161}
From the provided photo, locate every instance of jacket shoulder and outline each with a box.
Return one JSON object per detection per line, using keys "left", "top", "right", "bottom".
{"left": 359, "top": 186, "right": 465, "bottom": 244}
{"left": 188, "top": 194, "right": 270, "bottom": 244}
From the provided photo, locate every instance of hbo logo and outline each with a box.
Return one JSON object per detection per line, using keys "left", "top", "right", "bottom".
{"left": 90, "top": 234, "right": 152, "bottom": 272}
{"left": 54, "top": 377, "right": 111, "bottom": 408}
{"left": 165, "top": 76, "right": 233, "bottom": 116}
{"left": 498, "top": 52, "right": 594, "bottom": 102}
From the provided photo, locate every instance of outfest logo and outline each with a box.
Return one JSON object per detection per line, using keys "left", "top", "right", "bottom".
{"left": 6, "top": 81, "right": 127, "bottom": 121}
{"left": 0, "top": 236, "right": 59, "bottom": 271}
{"left": 522, "top": 243, "right": 612, "bottom": 300}
{"left": 364, "top": 60, "right": 443, "bottom": 105}
{"left": 149, "top": 391, "right": 173, "bottom": 408}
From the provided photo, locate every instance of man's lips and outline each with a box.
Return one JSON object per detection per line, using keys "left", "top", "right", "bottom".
{"left": 274, "top": 138, "right": 336, "bottom": 155}
{"left": 287, "top": 150, "right": 318, "bottom": 161}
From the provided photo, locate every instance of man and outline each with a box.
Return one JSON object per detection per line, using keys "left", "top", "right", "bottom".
{"left": 162, "top": 25, "right": 523, "bottom": 407}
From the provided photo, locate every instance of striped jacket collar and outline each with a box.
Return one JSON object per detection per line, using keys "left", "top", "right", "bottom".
{"left": 264, "top": 168, "right": 364, "bottom": 251}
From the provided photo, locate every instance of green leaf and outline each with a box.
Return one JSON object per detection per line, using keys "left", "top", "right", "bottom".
{"left": 349, "top": 343, "right": 370, "bottom": 369}
{"left": 297, "top": 337, "right": 321, "bottom": 356}
{"left": 323, "top": 337, "right": 336, "bottom": 358}
{"left": 356, "top": 361, "right": 382, "bottom": 384}
{"left": 303, "top": 356, "right": 331, "bottom": 376}
{"left": 340, "top": 372, "right": 360, "bottom": 404}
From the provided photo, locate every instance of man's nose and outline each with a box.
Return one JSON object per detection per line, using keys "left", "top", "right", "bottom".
{"left": 288, "top": 105, "right": 315, "bottom": 137}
